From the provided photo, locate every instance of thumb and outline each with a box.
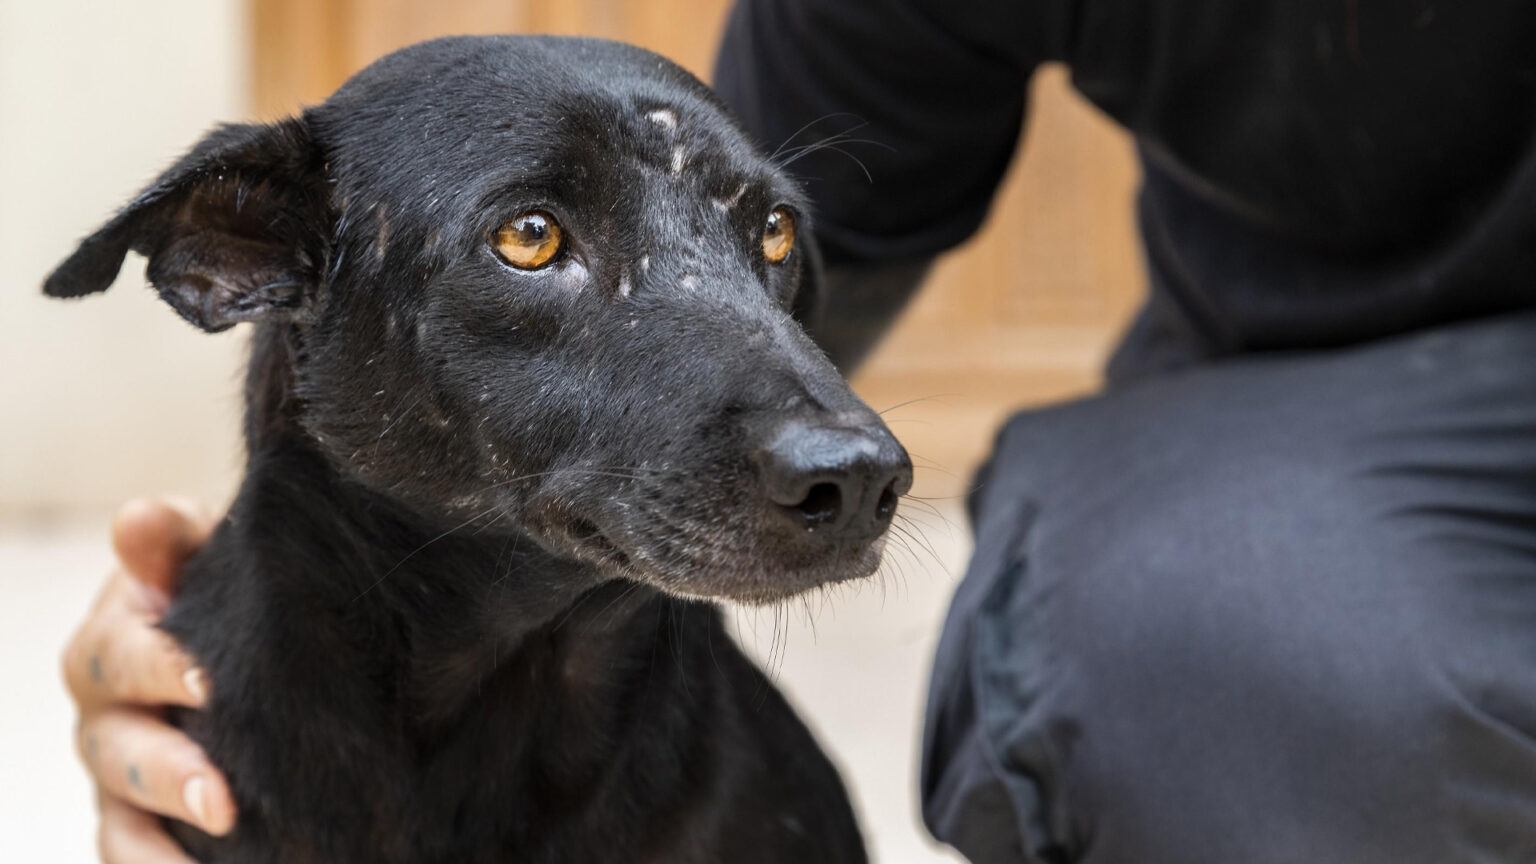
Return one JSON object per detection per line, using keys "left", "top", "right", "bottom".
{"left": 111, "top": 498, "right": 217, "bottom": 598}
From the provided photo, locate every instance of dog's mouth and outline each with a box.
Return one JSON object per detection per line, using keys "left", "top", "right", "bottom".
{"left": 535, "top": 501, "right": 888, "bottom": 606}
{"left": 562, "top": 516, "right": 633, "bottom": 569}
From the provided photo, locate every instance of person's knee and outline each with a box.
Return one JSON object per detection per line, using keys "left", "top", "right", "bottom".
{"left": 949, "top": 344, "right": 1536, "bottom": 860}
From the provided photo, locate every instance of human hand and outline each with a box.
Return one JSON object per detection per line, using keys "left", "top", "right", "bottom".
{"left": 61, "top": 498, "right": 237, "bottom": 863}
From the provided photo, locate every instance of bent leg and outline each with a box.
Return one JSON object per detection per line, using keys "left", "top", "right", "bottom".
{"left": 923, "top": 312, "right": 1536, "bottom": 864}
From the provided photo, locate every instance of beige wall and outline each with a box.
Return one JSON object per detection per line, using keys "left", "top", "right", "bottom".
{"left": 0, "top": 0, "right": 249, "bottom": 520}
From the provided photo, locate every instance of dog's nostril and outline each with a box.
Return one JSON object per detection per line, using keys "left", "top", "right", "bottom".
{"left": 874, "top": 480, "right": 899, "bottom": 523}
{"left": 791, "top": 482, "right": 843, "bottom": 528}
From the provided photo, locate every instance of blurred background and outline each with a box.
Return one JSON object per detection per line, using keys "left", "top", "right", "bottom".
{"left": 0, "top": 0, "right": 1142, "bottom": 860}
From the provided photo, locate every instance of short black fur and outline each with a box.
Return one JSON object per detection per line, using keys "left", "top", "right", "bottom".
{"left": 47, "top": 36, "right": 911, "bottom": 863}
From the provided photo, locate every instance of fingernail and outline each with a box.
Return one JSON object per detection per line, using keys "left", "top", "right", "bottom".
{"left": 183, "top": 776, "right": 209, "bottom": 827}
{"left": 183, "top": 668, "right": 207, "bottom": 703}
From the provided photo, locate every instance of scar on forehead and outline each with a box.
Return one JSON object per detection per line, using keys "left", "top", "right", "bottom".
{"left": 617, "top": 274, "right": 633, "bottom": 298}
{"left": 646, "top": 108, "right": 678, "bottom": 132}
{"left": 712, "top": 182, "right": 749, "bottom": 212}
{"left": 670, "top": 145, "right": 686, "bottom": 176}
{"left": 639, "top": 255, "right": 650, "bottom": 273}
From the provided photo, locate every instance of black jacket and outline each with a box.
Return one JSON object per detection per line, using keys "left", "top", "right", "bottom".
{"left": 715, "top": 1, "right": 1536, "bottom": 379}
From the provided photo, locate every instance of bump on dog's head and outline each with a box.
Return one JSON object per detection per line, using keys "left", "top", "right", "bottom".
{"left": 45, "top": 36, "right": 908, "bottom": 604}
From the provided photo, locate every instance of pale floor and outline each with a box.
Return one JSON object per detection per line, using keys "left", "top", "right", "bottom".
{"left": 0, "top": 505, "right": 972, "bottom": 863}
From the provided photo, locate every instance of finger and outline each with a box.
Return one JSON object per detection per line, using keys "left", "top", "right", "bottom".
{"left": 111, "top": 498, "right": 217, "bottom": 595}
{"left": 79, "top": 708, "right": 238, "bottom": 836}
{"left": 98, "top": 794, "right": 199, "bottom": 864}
{"left": 62, "top": 578, "right": 206, "bottom": 709}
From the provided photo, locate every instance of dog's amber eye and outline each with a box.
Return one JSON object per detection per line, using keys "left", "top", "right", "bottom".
{"left": 493, "top": 211, "right": 563, "bottom": 270}
{"left": 762, "top": 207, "right": 795, "bottom": 264}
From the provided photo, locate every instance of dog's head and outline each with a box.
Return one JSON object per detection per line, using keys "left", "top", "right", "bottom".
{"left": 45, "top": 36, "right": 910, "bottom": 604}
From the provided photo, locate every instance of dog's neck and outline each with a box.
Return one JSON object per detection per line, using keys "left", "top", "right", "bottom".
{"left": 232, "top": 322, "right": 666, "bottom": 733}
{"left": 172, "top": 410, "right": 728, "bottom": 859}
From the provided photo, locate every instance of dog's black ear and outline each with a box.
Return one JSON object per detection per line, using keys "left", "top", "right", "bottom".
{"left": 43, "top": 118, "right": 329, "bottom": 332}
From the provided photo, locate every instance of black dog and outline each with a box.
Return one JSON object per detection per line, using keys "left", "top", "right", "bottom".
{"left": 47, "top": 36, "right": 910, "bottom": 864}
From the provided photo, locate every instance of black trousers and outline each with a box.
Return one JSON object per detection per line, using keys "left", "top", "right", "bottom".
{"left": 922, "top": 311, "right": 1536, "bottom": 863}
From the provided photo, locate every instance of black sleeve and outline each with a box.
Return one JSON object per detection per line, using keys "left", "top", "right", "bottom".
{"left": 713, "top": 0, "right": 1060, "bottom": 267}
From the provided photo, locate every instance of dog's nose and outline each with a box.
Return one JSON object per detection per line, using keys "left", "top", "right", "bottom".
{"left": 756, "top": 420, "right": 913, "bottom": 539}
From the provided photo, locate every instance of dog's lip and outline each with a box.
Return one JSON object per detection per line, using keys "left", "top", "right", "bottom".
{"left": 649, "top": 555, "right": 881, "bottom": 606}
{"left": 564, "top": 516, "right": 632, "bottom": 568}
{"left": 540, "top": 496, "right": 889, "bottom": 601}
{"left": 618, "top": 532, "right": 887, "bottom": 605}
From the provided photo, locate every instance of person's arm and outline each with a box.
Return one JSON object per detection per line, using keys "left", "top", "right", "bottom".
{"left": 61, "top": 499, "right": 237, "bottom": 864}
{"left": 714, "top": 0, "right": 1056, "bottom": 372}
{"left": 809, "top": 260, "right": 931, "bottom": 373}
